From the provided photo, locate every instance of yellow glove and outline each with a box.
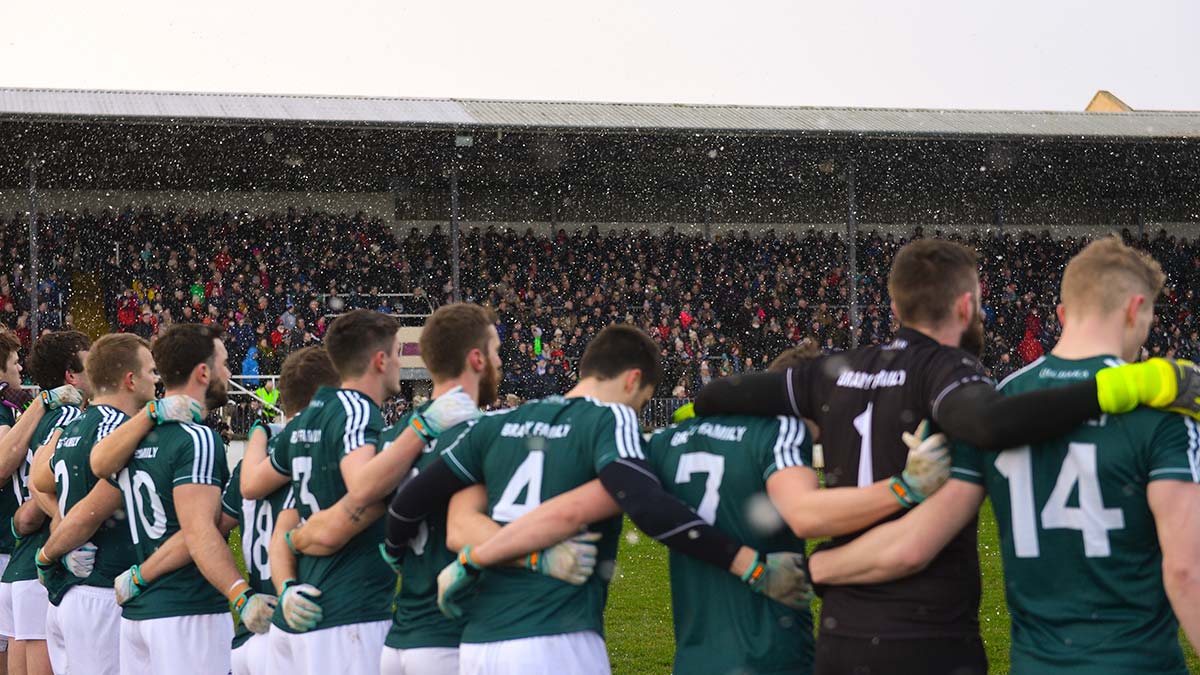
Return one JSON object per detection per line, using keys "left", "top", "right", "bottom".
{"left": 672, "top": 402, "right": 696, "bottom": 423}
{"left": 1095, "top": 358, "right": 1200, "bottom": 418}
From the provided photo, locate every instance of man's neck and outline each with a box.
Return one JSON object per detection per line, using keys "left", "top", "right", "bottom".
{"left": 431, "top": 376, "right": 479, "bottom": 404}
{"left": 339, "top": 376, "right": 385, "bottom": 407}
{"left": 565, "top": 378, "right": 623, "bottom": 406}
{"left": 91, "top": 392, "right": 142, "bottom": 417}
{"left": 164, "top": 385, "right": 208, "bottom": 415}
{"left": 901, "top": 322, "right": 961, "bottom": 348}
{"left": 1051, "top": 317, "right": 1125, "bottom": 361}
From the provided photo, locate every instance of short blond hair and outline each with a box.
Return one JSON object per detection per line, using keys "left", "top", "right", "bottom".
{"left": 1060, "top": 237, "right": 1165, "bottom": 318}
{"left": 86, "top": 334, "right": 150, "bottom": 395}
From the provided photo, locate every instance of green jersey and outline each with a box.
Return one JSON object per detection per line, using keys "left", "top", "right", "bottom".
{"left": 386, "top": 407, "right": 470, "bottom": 649}
{"left": 117, "top": 421, "right": 230, "bottom": 620}
{"left": 44, "top": 405, "right": 136, "bottom": 605}
{"left": 268, "top": 387, "right": 392, "bottom": 632}
{"left": 441, "top": 396, "right": 633, "bottom": 644}
{"left": 0, "top": 403, "right": 21, "bottom": 554}
{"left": 223, "top": 454, "right": 294, "bottom": 648}
{"left": 953, "top": 355, "right": 1200, "bottom": 675}
{"left": 3, "top": 405, "right": 82, "bottom": 584}
{"left": 644, "top": 415, "right": 814, "bottom": 675}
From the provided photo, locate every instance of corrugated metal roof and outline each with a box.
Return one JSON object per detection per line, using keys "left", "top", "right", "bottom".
{"left": 1, "top": 87, "right": 1198, "bottom": 139}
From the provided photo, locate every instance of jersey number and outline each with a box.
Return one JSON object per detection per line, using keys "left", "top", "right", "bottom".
{"left": 994, "top": 443, "right": 1125, "bottom": 558}
{"left": 674, "top": 452, "right": 725, "bottom": 524}
{"left": 116, "top": 468, "right": 168, "bottom": 545}
{"left": 53, "top": 460, "right": 70, "bottom": 516}
{"left": 493, "top": 451, "right": 544, "bottom": 523}
{"left": 291, "top": 457, "right": 321, "bottom": 516}
{"left": 242, "top": 500, "right": 274, "bottom": 582}
{"left": 405, "top": 467, "right": 429, "bottom": 556}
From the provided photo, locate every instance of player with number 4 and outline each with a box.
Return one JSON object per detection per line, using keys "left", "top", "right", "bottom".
{"left": 808, "top": 238, "right": 1200, "bottom": 675}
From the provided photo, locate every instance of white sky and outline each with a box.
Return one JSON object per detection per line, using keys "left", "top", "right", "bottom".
{"left": 2, "top": 0, "right": 1197, "bottom": 111}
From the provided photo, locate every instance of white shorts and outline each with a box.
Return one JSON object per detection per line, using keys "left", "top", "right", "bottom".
{"left": 459, "top": 631, "right": 610, "bottom": 675}
{"left": 119, "top": 613, "right": 233, "bottom": 675}
{"left": 12, "top": 578, "right": 48, "bottom": 640}
{"left": 49, "top": 585, "right": 122, "bottom": 675}
{"left": 380, "top": 645, "right": 458, "bottom": 675}
{"left": 231, "top": 632, "right": 271, "bottom": 675}
{"left": 0, "top": 554, "right": 11, "bottom": 647}
{"left": 271, "top": 621, "right": 389, "bottom": 675}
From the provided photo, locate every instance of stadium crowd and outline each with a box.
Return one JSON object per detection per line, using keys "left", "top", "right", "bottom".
{"left": 2, "top": 206, "right": 1200, "bottom": 401}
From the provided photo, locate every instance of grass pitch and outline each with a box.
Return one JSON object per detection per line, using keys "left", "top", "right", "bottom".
{"left": 605, "top": 501, "right": 1200, "bottom": 674}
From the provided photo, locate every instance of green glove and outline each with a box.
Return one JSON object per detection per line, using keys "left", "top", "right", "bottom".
{"left": 437, "top": 545, "right": 484, "bottom": 619}
{"left": 35, "top": 548, "right": 59, "bottom": 586}
{"left": 145, "top": 395, "right": 204, "bottom": 425}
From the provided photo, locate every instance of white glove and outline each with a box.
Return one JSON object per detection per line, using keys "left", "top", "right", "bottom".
{"left": 527, "top": 531, "right": 601, "bottom": 585}
{"left": 280, "top": 582, "right": 324, "bottom": 632}
{"left": 410, "top": 386, "right": 480, "bottom": 441}
{"left": 236, "top": 591, "right": 278, "bottom": 634}
{"left": 41, "top": 385, "right": 83, "bottom": 410}
{"left": 64, "top": 542, "right": 97, "bottom": 578}
{"left": 114, "top": 565, "right": 147, "bottom": 605}
{"left": 146, "top": 395, "right": 203, "bottom": 425}
{"left": 893, "top": 420, "right": 951, "bottom": 506}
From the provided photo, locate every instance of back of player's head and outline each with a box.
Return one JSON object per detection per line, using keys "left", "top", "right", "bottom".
{"left": 578, "top": 324, "right": 663, "bottom": 391}
{"left": 323, "top": 309, "right": 400, "bottom": 379}
{"left": 888, "top": 239, "right": 979, "bottom": 327}
{"left": 86, "top": 333, "right": 150, "bottom": 395}
{"left": 153, "top": 323, "right": 223, "bottom": 389}
{"left": 0, "top": 330, "right": 20, "bottom": 370}
{"left": 28, "top": 330, "right": 90, "bottom": 390}
{"left": 278, "top": 346, "right": 340, "bottom": 416}
{"left": 1061, "top": 237, "right": 1165, "bottom": 318}
{"left": 768, "top": 341, "right": 821, "bottom": 372}
{"left": 419, "top": 303, "right": 498, "bottom": 380}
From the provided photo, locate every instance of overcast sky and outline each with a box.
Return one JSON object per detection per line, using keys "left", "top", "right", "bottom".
{"left": 2, "top": 0, "right": 1196, "bottom": 111}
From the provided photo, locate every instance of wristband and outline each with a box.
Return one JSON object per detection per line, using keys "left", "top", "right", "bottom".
{"left": 739, "top": 551, "right": 765, "bottom": 586}
{"left": 457, "top": 545, "right": 483, "bottom": 575}
{"left": 39, "top": 390, "right": 54, "bottom": 410}
{"left": 35, "top": 548, "right": 54, "bottom": 569}
{"left": 889, "top": 475, "right": 920, "bottom": 509}
{"left": 281, "top": 578, "right": 297, "bottom": 593}
{"left": 524, "top": 550, "right": 541, "bottom": 573}
{"left": 232, "top": 587, "right": 256, "bottom": 613}
{"left": 10, "top": 518, "right": 20, "bottom": 542}
{"left": 408, "top": 412, "right": 435, "bottom": 444}
{"left": 130, "top": 564, "right": 146, "bottom": 588}
{"left": 285, "top": 528, "right": 300, "bottom": 555}
{"left": 227, "top": 579, "right": 251, "bottom": 605}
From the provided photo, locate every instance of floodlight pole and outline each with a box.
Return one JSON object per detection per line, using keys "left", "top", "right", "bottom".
{"left": 27, "top": 155, "right": 40, "bottom": 341}
{"left": 450, "top": 156, "right": 462, "bottom": 304}
{"left": 846, "top": 159, "right": 859, "bottom": 349}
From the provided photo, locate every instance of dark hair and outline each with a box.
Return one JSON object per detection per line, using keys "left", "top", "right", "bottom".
{"left": 278, "top": 347, "right": 340, "bottom": 416}
{"left": 153, "top": 324, "right": 223, "bottom": 389}
{"left": 86, "top": 334, "right": 150, "bottom": 394}
{"left": 324, "top": 309, "right": 399, "bottom": 379}
{"left": 768, "top": 341, "right": 821, "bottom": 372}
{"left": 578, "top": 324, "right": 663, "bottom": 390}
{"left": 0, "top": 331, "right": 19, "bottom": 368}
{"left": 28, "top": 331, "right": 91, "bottom": 390}
{"left": 888, "top": 239, "right": 979, "bottom": 326}
{"left": 419, "top": 303, "right": 498, "bottom": 380}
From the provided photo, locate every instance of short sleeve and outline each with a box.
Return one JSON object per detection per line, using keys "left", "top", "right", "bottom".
{"left": 335, "top": 392, "right": 383, "bottom": 455}
{"left": 268, "top": 433, "right": 291, "bottom": 477}
{"left": 950, "top": 441, "right": 987, "bottom": 486}
{"left": 439, "top": 419, "right": 483, "bottom": 484}
{"left": 592, "top": 403, "right": 644, "bottom": 473}
{"left": 642, "top": 428, "right": 672, "bottom": 476}
{"left": 221, "top": 463, "right": 243, "bottom": 518}
{"left": 1146, "top": 415, "right": 1200, "bottom": 484}
{"left": 925, "top": 349, "right": 995, "bottom": 421}
{"left": 762, "top": 416, "right": 812, "bottom": 480}
{"left": 172, "top": 424, "right": 226, "bottom": 487}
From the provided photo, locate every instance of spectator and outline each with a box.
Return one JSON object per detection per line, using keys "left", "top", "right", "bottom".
{"left": 241, "top": 345, "right": 261, "bottom": 388}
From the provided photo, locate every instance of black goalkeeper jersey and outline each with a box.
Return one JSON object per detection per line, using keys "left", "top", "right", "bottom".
{"left": 783, "top": 327, "right": 991, "bottom": 639}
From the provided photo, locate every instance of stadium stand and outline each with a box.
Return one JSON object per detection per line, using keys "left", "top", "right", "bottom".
{"left": 2, "top": 207, "right": 1199, "bottom": 407}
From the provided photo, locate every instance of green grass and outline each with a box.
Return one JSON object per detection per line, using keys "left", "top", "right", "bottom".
{"left": 605, "top": 504, "right": 1200, "bottom": 674}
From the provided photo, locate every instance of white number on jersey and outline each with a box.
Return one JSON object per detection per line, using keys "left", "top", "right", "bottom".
{"left": 994, "top": 442, "right": 1125, "bottom": 558}
{"left": 53, "top": 460, "right": 70, "bottom": 516}
{"left": 674, "top": 452, "right": 726, "bottom": 525}
{"left": 492, "top": 451, "right": 544, "bottom": 523}
{"left": 853, "top": 404, "right": 875, "bottom": 487}
{"left": 117, "top": 468, "right": 168, "bottom": 545}
{"left": 241, "top": 499, "right": 274, "bottom": 582}
{"left": 405, "top": 467, "right": 429, "bottom": 556}
{"left": 291, "top": 457, "right": 321, "bottom": 516}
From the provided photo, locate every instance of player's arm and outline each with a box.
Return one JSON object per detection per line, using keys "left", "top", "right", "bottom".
{"left": 13, "top": 498, "right": 47, "bottom": 536}
{"left": 271, "top": 506, "right": 326, "bottom": 632}
{"left": 1148, "top": 479, "right": 1200, "bottom": 648}
{"left": 767, "top": 468, "right": 904, "bottom": 538}
{"left": 694, "top": 361, "right": 823, "bottom": 419}
{"left": 382, "top": 458, "right": 470, "bottom": 559}
{"left": 0, "top": 393, "right": 52, "bottom": 480}
{"left": 444, "top": 484, "right": 497, "bottom": 553}
{"left": 270, "top": 508, "right": 301, "bottom": 594}
{"left": 40, "top": 481, "right": 123, "bottom": 561}
{"left": 287, "top": 498, "right": 387, "bottom": 556}
{"left": 30, "top": 437, "right": 57, "bottom": 496}
{"left": 807, "top": 479, "right": 986, "bottom": 586}
{"left": 239, "top": 424, "right": 289, "bottom": 500}
{"left": 91, "top": 396, "right": 203, "bottom": 479}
